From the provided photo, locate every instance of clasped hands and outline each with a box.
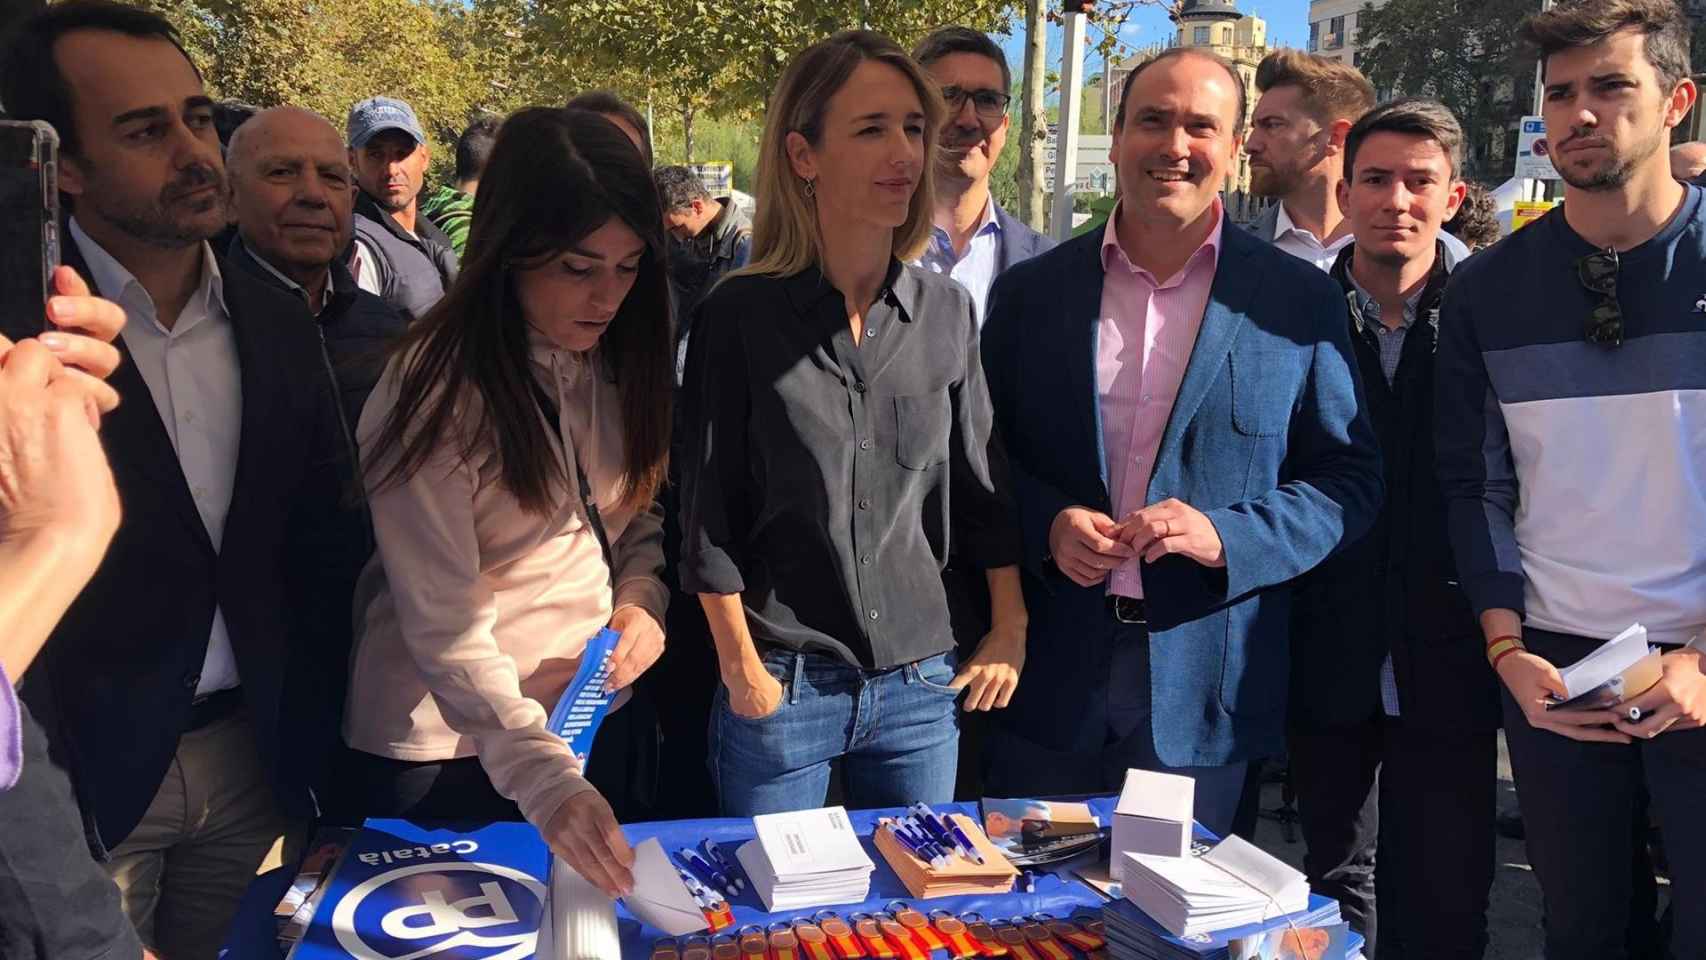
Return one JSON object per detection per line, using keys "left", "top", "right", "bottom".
{"left": 1048, "top": 499, "right": 1224, "bottom": 588}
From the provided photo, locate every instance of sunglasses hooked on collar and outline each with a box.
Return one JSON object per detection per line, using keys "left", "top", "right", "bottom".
{"left": 1577, "top": 246, "right": 1623, "bottom": 347}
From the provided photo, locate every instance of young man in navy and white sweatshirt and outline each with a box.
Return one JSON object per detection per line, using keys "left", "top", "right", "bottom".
{"left": 1436, "top": 2, "right": 1706, "bottom": 957}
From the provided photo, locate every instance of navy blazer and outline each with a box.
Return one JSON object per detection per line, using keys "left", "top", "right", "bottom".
{"left": 18, "top": 240, "right": 370, "bottom": 856}
{"left": 992, "top": 203, "right": 1056, "bottom": 276}
{"left": 980, "top": 217, "right": 1383, "bottom": 766}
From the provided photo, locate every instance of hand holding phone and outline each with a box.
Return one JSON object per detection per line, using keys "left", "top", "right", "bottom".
{"left": 0, "top": 120, "right": 59, "bottom": 340}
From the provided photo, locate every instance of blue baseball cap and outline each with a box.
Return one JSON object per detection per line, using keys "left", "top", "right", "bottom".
{"left": 346, "top": 96, "right": 426, "bottom": 149}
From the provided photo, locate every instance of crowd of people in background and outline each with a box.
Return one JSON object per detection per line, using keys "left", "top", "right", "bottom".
{"left": 0, "top": 0, "right": 1702, "bottom": 958}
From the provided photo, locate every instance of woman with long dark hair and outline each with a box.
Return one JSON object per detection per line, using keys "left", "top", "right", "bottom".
{"left": 341, "top": 107, "right": 672, "bottom": 896}
{"left": 680, "top": 31, "right": 1027, "bottom": 816}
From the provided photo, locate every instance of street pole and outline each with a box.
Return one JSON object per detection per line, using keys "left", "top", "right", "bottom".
{"left": 1051, "top": 5, "right": 1089, "bottom": 241}
{"left": 1530, "top": 0, "right": 1554, "bottom": 201}
{"left": 1017, "top": 0, "right": 1049, "bottom": 230}
{"left": 1531, "top": 0, "right": 1552, "bottom": 115}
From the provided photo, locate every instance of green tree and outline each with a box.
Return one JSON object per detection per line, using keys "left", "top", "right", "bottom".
{"left": 134, "top": 0, "right": 538, "bottom": 182}
{"left": 547, "top": 0, "right": 1018, "bottom": 162}
{"left": 1355, "top": 0, "right": 1540, "bottom": 180}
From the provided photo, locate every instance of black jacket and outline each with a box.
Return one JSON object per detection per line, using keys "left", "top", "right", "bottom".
{"left": 22, "top": 239, "right": 370, "bottom": 856}
{"left": 351, "top": 191, "right": 459, "bottom": 323}
{"left": 1290, "top": 243, "right": 1499, "bottom": 732}
{"left": 227, "top": 238, "right": 408, "bottom": 427}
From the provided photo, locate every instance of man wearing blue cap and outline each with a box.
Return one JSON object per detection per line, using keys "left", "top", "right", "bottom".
{"left": 346, "top": 95, "right": 459, "bottom": 322}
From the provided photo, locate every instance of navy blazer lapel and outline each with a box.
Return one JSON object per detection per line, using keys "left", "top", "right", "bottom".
{"left": 1061, "top": 232, "right": 1113, "bottom": 499}
{"left": 221, "top": 264, "right": 300, "bottom": 544}
{"left": 62, "top": 237, "right": 215, "bottom": 554}
{"left": 1154, "top": 220, "right": 1265, "bottom": 470}
{"left": 993, "top": 204, "right": 1017, "bottom": 276}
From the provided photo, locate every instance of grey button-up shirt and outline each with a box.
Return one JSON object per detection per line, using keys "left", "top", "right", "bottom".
{"left": 679, "top": 260, "right": 1021, "bottom": 669}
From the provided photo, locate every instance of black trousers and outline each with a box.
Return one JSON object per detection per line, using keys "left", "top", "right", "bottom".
{"left": 333, "top": 688, "right": 660, "bottom": 825}
{"left": 1503, "top": 628, "right": 1706, "bottom": 960}
{"left": 1289, "top": 714, "right": 1496, "bottom": 960}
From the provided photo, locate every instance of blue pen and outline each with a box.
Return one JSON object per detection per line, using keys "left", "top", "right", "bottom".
{"left": 899, "top": 818, "right": 934, "bottom": 847}
{"left": 675, "top": 867, "right": 718, "bottom": 908}
{"left": 701, "top": 840, "right": 746, "bottom": 893}
{"left": 947, "top": 819, "right": 987, "bottom": 865}
{"left": 680, "top": 849, "right": 738, "bottom": 898}
{"left": 675, "top": 850, "right": 732, "bottom": 897}
{"left": 883, "top": 818, "right": 950, "bottom": 869}
{"left": 904, "top": 811, "right": 949, "bottom": 848}
{"left": 911, "top": 804, "right": 974, "bottom": 862}
{"left": 901, "top": 818, "right": 953, "bottom": 864}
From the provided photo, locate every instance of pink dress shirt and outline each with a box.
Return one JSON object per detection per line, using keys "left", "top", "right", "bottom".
{"left": 1097, "top": 199, "right": 1223, "bottom": 599}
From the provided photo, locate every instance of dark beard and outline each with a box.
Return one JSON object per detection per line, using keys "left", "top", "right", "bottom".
{"left": 89, "top": 164, "right": 226, "bottom": 248}
{"left": 1558, "top": 124, "right": 1667, "bottom": 192}
{"left": 1249, "top": 164, "right": 1302, "bottom": 199}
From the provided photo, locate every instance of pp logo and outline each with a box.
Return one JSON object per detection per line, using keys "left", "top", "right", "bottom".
{"left": 331, "top": 862, "right": 546, "bottom": 960}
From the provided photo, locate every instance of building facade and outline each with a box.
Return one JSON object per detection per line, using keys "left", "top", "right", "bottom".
{"left": 1307, "top": 0, "right": 1375, "bottom": 69}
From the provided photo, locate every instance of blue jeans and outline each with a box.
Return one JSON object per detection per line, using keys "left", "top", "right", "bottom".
{"left": 708, "top": 649, "right": 961, "bottom": 817}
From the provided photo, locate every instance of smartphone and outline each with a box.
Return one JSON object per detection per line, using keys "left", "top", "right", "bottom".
{"left": 0, "top": 120, "right": 60, "bottom": 339}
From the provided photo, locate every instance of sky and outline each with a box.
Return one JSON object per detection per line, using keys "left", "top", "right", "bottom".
{"left": 994, "top": 0, "right": 1311, "bottom": 92}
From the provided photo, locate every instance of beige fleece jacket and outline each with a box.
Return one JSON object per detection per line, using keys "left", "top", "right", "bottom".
{"left": 344, "top": 334, "right": 666, "bottom": 831}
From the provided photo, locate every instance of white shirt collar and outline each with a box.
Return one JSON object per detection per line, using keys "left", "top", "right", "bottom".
{"left": 69, "top": 216, "right": 226, "bottom": 335}
{"left": 1275, "top": 202, "right": 1353, "bottom": 252}
{"left": 241, "top": 239, "right": 333, "bottom": 313}
{"left": 932, "top": 192, "right": 1002, "bottom": 244}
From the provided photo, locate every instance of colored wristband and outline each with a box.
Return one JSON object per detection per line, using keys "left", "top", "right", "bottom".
{"left": 1487, "top": 639, "right": 1525, "bottom": 670}
{"left": 1484, "top": 633, "right": 1523, "bottom": 649}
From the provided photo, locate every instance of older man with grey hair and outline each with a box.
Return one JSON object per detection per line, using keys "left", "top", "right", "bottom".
{"left": 226, "top": 106, "right": 406, "bottom": 426}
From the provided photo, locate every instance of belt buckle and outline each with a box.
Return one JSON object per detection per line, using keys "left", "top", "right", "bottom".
{"left": 1111, "top": 596, "right": 1147, "bottom": 624}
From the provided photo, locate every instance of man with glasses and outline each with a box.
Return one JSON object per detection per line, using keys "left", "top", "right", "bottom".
{"left": 912, "top": 30, "right": 1055, "bottom": 787}
{"left": 1436, "top": 1, "right": 1706, "bottom": 957}
{"left": 912, "top": 27, "right": 1052, "bottom": 326}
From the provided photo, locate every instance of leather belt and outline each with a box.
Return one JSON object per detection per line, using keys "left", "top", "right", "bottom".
{"left": 187, "top": 687, "right": 243, "bottom": 732}
{"left": 1106, "top": 595, "right": 1148, "bottom": 625}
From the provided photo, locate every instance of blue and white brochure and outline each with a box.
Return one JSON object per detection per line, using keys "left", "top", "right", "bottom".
{"left": 546, "top": 627, "right": 621, "bottom": 769}
{"left": 289, "top": 819, "right": 550, "bottom": 960}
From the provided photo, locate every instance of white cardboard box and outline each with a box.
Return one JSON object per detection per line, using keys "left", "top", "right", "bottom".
{"left": 1112, "top": 769, "right": 1194, "bottom": 878}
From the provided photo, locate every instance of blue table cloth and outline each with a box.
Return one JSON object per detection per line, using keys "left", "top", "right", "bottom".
{"left": 223, "top": 797, "right": 1189, "bottom": 958}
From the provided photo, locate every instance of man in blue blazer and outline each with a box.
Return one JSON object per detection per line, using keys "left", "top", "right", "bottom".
{"left": 981, "top": 46, "right": 1382, "bottom": 832}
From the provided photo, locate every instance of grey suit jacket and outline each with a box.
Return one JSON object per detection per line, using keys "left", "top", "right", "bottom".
{"left": 991, "top": 202, "right": 1056, "bottom": 275}
{"left": 1247, "top": 201, "right": 1282, "bottom": 242}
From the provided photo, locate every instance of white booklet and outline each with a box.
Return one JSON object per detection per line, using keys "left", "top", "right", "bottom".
{"left": 1547, "top": 623, "right": 1663, "bottom": 711}
{"left": 750, "top": 806, "right": 874, "bottom": 879}
{"left": 738, "top": 806, "right": 875, "bottom": 911}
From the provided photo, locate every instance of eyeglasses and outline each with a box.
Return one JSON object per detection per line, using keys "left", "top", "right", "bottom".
{"left": 1576, "top": 246, "right": 1622, "bottom": 347}
{"left": 941, "top": 86, "right": 1012, "bottom": 121}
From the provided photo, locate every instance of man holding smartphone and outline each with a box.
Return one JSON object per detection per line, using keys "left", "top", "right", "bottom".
{"left": 0, "top": 3, "right": 368, "bottom": 956}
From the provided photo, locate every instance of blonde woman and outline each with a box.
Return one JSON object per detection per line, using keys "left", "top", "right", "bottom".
{"left": 680, "top": 30, "right": 1027, "bottom": 816}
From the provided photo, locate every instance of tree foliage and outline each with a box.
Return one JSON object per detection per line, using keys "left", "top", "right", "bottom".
{"left": 125, "top": 0, "right": 1021, "bottom": 166}
{"left": 550, "top": 0, "right": 1017, "bottom": 160}
{"left": 1355, "top": 0, "right": 1539, "bottom": 179}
